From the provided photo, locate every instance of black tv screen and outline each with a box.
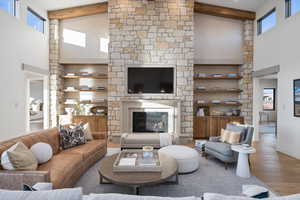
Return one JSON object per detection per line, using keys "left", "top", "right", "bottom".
{"left": 128, "top": 67, "right": 174, "bottom": 94}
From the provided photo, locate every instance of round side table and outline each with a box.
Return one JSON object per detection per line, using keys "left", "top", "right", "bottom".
{"left": 231, "top": 145, "right": 256, "bottom": 178}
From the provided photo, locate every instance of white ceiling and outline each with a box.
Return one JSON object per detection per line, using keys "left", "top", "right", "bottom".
{"left": 197, "top": 0, "right": 263, "bottom": 11}
{"left": 34, "top": 0, "right": 106, "bottom": 11}
{"left": 34, "top": 0, "right": 263, "bottom": 11}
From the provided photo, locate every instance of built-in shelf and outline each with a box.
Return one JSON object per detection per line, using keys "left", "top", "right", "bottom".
{"left": 63, "top": 89, "right": 107, "bottom": 93}
{"left": 195, "top": 89, "right": 243, "bottom": 93}
{"left": 194, "top": 76, "right": 243, "bottom": 80}
{"left": 196, "top": 102, "right": 242, "bottom": 107}
{"left": 62, "top": 75, "right": 107, "bottom": 79}
{"left": 60, "top": 101, "right": 107, "bottom": 105}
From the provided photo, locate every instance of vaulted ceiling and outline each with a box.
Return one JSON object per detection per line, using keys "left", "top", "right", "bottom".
{"left": 34, "top": 0, "right": 263, "bottom": 11}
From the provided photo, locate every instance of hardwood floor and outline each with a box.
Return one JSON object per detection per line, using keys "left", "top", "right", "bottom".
{"left": 108, "top": 131, "right": 300, "bottom": 195}
{"left": 251, "top": 133, "right": 300, "bottom": 195}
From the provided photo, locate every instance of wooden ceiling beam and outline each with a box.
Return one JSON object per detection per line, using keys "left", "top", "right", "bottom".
{"left": 48, "top": 1, "right": 255, "bottom": 21}
{"left": 48, "top": 2, "right": 108, "bottom": 20}
{"left": 194, "top": 2, "right": 256, "bottom": 21}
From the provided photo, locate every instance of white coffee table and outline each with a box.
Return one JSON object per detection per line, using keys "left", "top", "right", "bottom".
{"left": 231, "top": 145, "right": 256, "bottom": 178}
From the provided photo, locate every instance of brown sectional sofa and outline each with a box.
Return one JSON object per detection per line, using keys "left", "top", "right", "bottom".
{"left": 0, "top": 128, "right": 107, "bottom": 190}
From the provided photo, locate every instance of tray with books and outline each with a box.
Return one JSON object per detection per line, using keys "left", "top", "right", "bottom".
{"left": 113, "top": 150, "right": 162, "bottom": 172}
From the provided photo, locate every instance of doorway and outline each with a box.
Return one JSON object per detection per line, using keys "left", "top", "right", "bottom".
{"left": 25, "top": 73, "right": 49, "bottom": 132}
{"left": 253, "top": 74, "right": 278, "bottom": 142}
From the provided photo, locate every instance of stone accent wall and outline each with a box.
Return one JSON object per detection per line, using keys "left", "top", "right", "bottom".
{"left": 108, "top": 0, "right": 194, "bottom": 138}
{"left": 240, "top": 20, "right": 254, "bottom": 124}
{"left": 49, "top": 19, "right": 63, "bottom": 127}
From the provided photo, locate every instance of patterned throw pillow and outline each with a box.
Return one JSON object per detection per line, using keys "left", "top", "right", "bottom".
{"left": 59, "top": 125, "right": 86, "bottom": 150}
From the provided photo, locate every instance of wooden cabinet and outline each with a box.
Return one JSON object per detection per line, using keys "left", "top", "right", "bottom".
{"left": 72, "top": 115, "right": 107, "bottom": 132}
{"left": 193, "top": 116, "right": 244, "bottom": 139}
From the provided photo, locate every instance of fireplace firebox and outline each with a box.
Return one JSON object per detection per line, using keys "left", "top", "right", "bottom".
{"left": 132, "top": 112, "right": 168, "bottom": 133}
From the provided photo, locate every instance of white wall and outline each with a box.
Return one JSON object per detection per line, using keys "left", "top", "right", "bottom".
{"left": 0, "top": 0, "right": 48, "bottom": 141}
{"left": 59, "top": 13, "right": 109, "bottom": 63}
{"left": 254, "top": 0, "right": 300, "bottom": 159}
{"left": 194, "top": 13, "right": 243, "bottom": 64}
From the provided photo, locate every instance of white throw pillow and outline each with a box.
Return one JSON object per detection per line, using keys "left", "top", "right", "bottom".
{"left": 1, "top": 143, "right": 20, "bottom": 170}
{"left": 0, "top": 188, "right": 82, "bottom": 200}
{"left": 30, "top": 142, "right": 53, "bottom": 164}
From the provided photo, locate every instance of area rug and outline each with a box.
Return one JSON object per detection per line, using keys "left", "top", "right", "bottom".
{"left": 75, "top": 148, "right": 271, "bottom": 197}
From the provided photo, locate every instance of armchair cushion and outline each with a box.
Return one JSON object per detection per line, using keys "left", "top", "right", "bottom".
{"left": 205, "top": 142, "right": 233, "bottom": 157}
{"left": 226, "top": 124, "right": 247, "bottom": 142}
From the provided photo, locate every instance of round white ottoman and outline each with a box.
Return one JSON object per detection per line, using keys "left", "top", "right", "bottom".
{"left": 158, "top": 145, "right": 199, "bottom": 173}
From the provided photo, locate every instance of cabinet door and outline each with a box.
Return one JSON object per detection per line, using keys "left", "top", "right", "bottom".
{"left": 72, "top": 116, "right": 107, "bottom": 132}
{"left": 194, "top": 117, "right": 210, "bottom": 139}
{"left": 209, "top": 117, "right": 222, "bottom": 137}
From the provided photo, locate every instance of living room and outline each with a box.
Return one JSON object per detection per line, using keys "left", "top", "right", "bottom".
{"left": 0, "top": 0, "right": 300, "bottom": 199}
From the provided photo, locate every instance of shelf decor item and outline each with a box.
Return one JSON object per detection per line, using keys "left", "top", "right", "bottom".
{"left": 294, "top": 79, "right": 300, "bottom": 117}
{"left": 90, "top": 106, "right": 107, "bottom": 115}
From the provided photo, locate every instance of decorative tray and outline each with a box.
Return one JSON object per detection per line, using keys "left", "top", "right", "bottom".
{"left": 113, "top": 150, "right": 162, "bottom": 172}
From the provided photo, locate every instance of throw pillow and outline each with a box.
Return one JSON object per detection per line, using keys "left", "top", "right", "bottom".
{"left": 30, "top": 142, "right": 53, "bottom": 164}
{"left": 0, "top": 187, "right": 82, "bottom": 200}
{"left": 226, "top": 131, "right": 241, "bottom": 145}
{"left": 83, "top": 123, "right": 94, "bottom": 141}
{"left": 6, "top": 142, "right": 38, "bottom": 170}
{"left": 1, "top": 143, "right": 19, "bottom": 170}
{"left": 220, "top": 129, "right": 230, "bottom": 143}
{"left": 59, "top": 125, "right": 86, "bottom": 150}
{"left": 242, "top": 185, "right": 270, "bottom": 199}
{"left": 23, "top": 184, "right": 37, "bottom": 191}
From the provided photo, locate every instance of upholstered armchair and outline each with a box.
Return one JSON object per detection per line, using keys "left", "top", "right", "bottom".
{"left": 204, "top": 123, "right": 254, "bottom": 169}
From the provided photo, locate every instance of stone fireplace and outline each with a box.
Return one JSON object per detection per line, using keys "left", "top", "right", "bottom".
{"left": 121, "top": 99, "right": 180, "bottom": 135}
{"left": 108, "top": 0, "right": 194, "bottom": 140}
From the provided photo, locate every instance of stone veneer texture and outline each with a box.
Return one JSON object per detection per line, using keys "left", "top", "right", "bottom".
{"left": 240, "top": 20, "right": 254, "bottom": 124}
{"left": 49, "top": 19, "right": 63, "bottom": 127}
{"left": 108, "top": 0, "right": 195, "bottom": 138}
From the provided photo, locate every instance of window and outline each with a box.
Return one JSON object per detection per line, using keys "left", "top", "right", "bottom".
{"left": 27, "top": 8, "right": 45, "bottom": 33}
{"left": 0, "top": 0, "right": 16, "bottom": 15}
{"left": 257, "top": 8, "right": 276, "bottom": 35}
{"left": 263, "top": 88, "right": 276, "bottom": 111}
{"left": 286, "top": 0, "right": 300, "bottom": 17}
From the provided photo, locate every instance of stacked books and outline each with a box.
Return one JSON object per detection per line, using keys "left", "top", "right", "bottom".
{"left": 195, "top": 140, "right": 207, "bottom": 154}
{"left": 65, "top": 73, "right": 76, "bottom": 76}
{"left": 65, "top": 99, "right": 77, "bottom": 104}
{"left": 196, "top": 87, "right": 206, "bottom": 91}
{"left": 95, "top": 86, "right": 106, "bottom": 91}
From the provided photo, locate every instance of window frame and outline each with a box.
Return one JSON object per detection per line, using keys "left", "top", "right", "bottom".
{"left": 285, "top": 0, "right": 300, "bottom": 18}
{"left": 0, "top": 0, "right": 17, "bottom": 16}
{"left": 257, "top": 8, "right": 276, "bottom": 35}
{"left": 27, "top": 7, "right": 46, "bottom": 33}
{"left": 263, "top": 88, "right": 276, "bottom": 111}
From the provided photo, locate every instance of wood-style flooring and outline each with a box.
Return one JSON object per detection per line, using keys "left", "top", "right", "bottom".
{"left": 251, "top": 133, "right": 300, "bottom": 195}
{"left": 108, "top": 132, "right": 300, "bottom": 195}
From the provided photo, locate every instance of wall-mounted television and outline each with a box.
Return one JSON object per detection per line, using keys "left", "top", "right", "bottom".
{"left": 127, "top": 67, "right": 174, "bottom": 94}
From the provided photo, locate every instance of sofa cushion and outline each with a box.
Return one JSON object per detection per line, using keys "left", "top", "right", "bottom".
{"left": 0, "top": 128, "right": 60, "bottom": 157}
{"left": 122, "top": 133, "right": 160, "bottom": 145}
{"left": 205, "top": 142, "right": 233, "bottom": 156}
{"left": 38, "top": 152, "right": 83, "bottom": 188}
{"left": 62, "top": 140, "right": 106, "bottom": 160}
{"left": 203, "top": 193, "right": 300, "bottom": 200}
{"left": 0, "top": 188, "right": 82, "bottom": 200}
{"left": 88, "top": 193, "right": 196, "bottom": 200}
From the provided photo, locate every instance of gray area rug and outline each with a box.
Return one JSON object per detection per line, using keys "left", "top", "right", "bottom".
{"left": 76, "top": 148, "right": 270, "bottom": 197}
